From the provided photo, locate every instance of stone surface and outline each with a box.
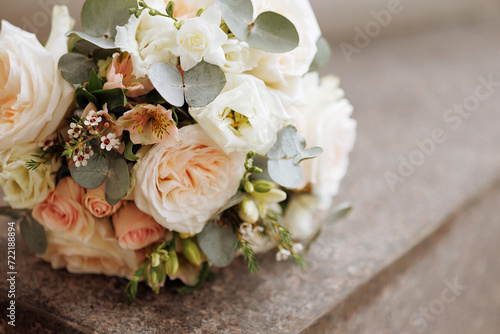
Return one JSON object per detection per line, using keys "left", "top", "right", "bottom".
{"left": 1, "top": 15, "right": 500, "bottom": 334}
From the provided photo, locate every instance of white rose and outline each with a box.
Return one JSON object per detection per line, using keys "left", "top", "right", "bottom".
{"left": 0, "top": 144, "right": 60, "bottom": 210}
{"left": 134, "top": 124, "right": 245, "bottom": 234}
{"left": 0, "top": 9, "right": 74, "bottom": 152}
{"left": 116, "top": 0, "right": 178, "bottom": 78}
{"left": 221, "top": 38, "right": 262, "bottom": 73}
{"left": 247, "top": 0, "right": 321, "bottom": 104}
{"left": 40, "top": 219, "right": 140, "bottom": 279}
{"left": 190, "top": 74, "right": 290, "bottom": 155}
{"left": 292, "top": 73, "right": 357, "bottom": 200}
{"left": 176, "top": 5, "right": 228, "bottom": 71}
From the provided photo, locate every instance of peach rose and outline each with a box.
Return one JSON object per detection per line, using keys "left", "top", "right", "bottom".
{"left": 40, "top": 218, "right": 140, "bottom": 279}
{"left": 32, "top": 177, "right": 95, "bottom": 242}
{"left": 84, "top": 184, "right": 122, "bottom": 218}
{"left": 103, "top": 52, "right": 154, "bottom": 98}
{"left": 169, "top": 0, "right": 214, "bottom": 20}
{"left": 134, "top": 124, "right": 245, "bottom": 234}
{"left": 112, "top": 201, "right": 165, "bottom": 250}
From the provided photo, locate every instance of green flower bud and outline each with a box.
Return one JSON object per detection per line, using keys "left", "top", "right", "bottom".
{"left": 246, "top": 151, "right": 256, "bottom": 160}
{"left": 149, "top": 9, "right": 159, "bottom": 16}
{"left": 166, "top": 1, "right": 175, "bottom": 16}
{"left": 244, "top": 180, "right": 254, "bottom": 193}
{"left": 238, "top": 198, "right": 259, "bottom": 224}
{"left": 182, "top": 238, "right": 202, "bottom": 266}
{"left": 151, "top": 253, "right": 161, "bottom": 268}
{"left": 150, "top": 268, "right": 158, "bottom": 285}
{"left": 248, "top": 166, "right": 263, "bottom": 174}
{"left": 253, "top": 180, "right": 274, "bottom": 193}
{"left": 165, "top": 249, "right": 179, "bottom": 277}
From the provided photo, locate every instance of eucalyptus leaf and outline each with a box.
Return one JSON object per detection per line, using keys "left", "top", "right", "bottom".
{"left": 20, "top": 215, "right": 47, "bottom": 255}
{"left": 281, "top": 125, "right": 306, "bottom": 158}
{"left": 198, "top": 222, "right": 238, "bottom": 268}
{"left": 71, "top": 153, "right": 110, "bottom": 190}
{"left": 214, "top": 0, "right": 254, "bottom": 40}
{"left": 66, "top": 31, "right": 116, "bottom": 49}
{"left": 292, "top": 147, "right": 324, "bottom": 166}
{"left": 247, "top": 12, "right": 299, "bottom": 53}
{"left": 326, "top": 202, "right": 353, "bottom": 224}
{"left": 184, "top": 61, "right": 227, "bottom": 107}
{"left": 308, "top": 37, "right": 331, "bottom": 73}
{"left": 0, "top": 207, "right": 28, "bottom": 220}
{"left": 268, "top": 158, "right": 303, "bottom": 188}
{"left": 105, "top": 155, "right": 130, "bottom": 205}
{"left": 92, "top": 88, "right": 127, "bottom": 110}
{"left": 58, "top": 52, "right": 98, "bottom": 85}
{"left": 149, "top": 62, "right": 185, "bottom": 107}
{"left": 81, "top": 0, "right": 137, "bottom": 41}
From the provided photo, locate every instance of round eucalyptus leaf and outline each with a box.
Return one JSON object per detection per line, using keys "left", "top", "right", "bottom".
{"left": 71, "top": 153, "right": 110, "bottom": 190}
{"left": 81, "top": 0, "right": 137, "bottom": 40}
{"left": 198, "top": 221, "right": 238, "bottom": 268}
{"left": 214, "top": 0, "right": 254, "bottom": 40}
{"left": 309, "top": 37, "right": 332, "bottom": 73}
{"left": 268, "top": 158, "right": 304, "bottom": 189}
{"left": 292, "top": 147, "right": 324, "bottom": 166}
{"left": 105, "top": 156, "right": 130, "bottom": 205}
{"left": 58, "top": 52, "right": 97, "bottom": 85}
{"left": 281, "top": 125, "right": 306, "bottom": 158}
{"left": 20, "top": 216, "right": 47, "bottom": 255}
{"left": 184, "top": 62, "right": 227, "bottom": 107}
{"left": 149, "top": 62, "right": 185, "bottom": 107}
{"left": 247, "top": 12, "right": 299, "bottom": 53}
{"left": 66, "top": 31, "right": 116, "bottom": 50}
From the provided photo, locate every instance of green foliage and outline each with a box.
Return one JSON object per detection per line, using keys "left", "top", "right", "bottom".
{"left": 105, "top": 153, "right": 130, "bottom": 206}
{"left": 309, "top": 37, "right": 332, "bottom": 73}
{"left": 75, "top": 71, "right": 127, "bottom": 109}
{"left": 198, "top": 221, "right": 238, "bottom": 268}
{"left": 214, "top": 0, "right": 299, "bottom": 53}
{"left": 70, "top": 153, "right": 109, "bottom": 189}
{"left": 124, "top": 139, "right": 139, "bottom": 162}
{"left": 20, "top": 215, "right": 47, "bottom": 255}
{"left": 326, "top": 202, "right": 353, "bottom": 224}
{"left": 149, "top": 61, "right": 227, "bottom": 108}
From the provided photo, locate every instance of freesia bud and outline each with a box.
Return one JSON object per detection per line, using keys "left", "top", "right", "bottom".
{"left": 165, "top": 249, "right": 179, "bottom": 276}
{"left": 182, "top": 238, "right": 202, "bottom": 266}
{"left": 252, "top": 188, "right": 287, "bottom": 204}
{"left": 238, "top": 198, "right": 259, "bottom": 224}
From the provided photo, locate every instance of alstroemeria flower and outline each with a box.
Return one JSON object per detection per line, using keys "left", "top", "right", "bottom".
{"left": 117, "top": 104, "right": 178, "bottom": 146}
{"left": 176, "top": 5, "right": 228, "bottom": 71}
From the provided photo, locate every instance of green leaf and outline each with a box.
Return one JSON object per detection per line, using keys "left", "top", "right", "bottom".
{"left": 268, "top": 158, "right": 303, "bottom": 188}
{"left": 214, "top": 0, "right": 254, "bottom": 40}
{"left": 177, "top": 262, "right": 214, "bottom": 294}
{"left": 88, "top": 69, "right": 103, "bottom": 92}
{"left": 0, "top": 207, "right": 29, "bottom": 220}
{"left": 247, "top": 12, "right": 299, "bottom": 53}
{"left": 281, "top": 125, "right": 306, "bottom": 158}
{"left": 326, "top": 202, "right": 353, "bottom": 224}
{"left": 144, "top": 89, "right": 166, "bottom": 105}
{"left": 149, "top": 62, "right": 185, "bottom": 107}
{"left": 309, "top": 37, "right": 331, "bottom": 73}
{"left": 66, "top": 31, "right": 117, "bottom": 49}
{"left": 292, "top": 147, "right": 324, "bottom": 166}
{"left": 75, "top": 87, "right": 99, "bottom": 109}
{"left": 58, "top": 52, "right": 98, "bottom": 85}
{"left": 81, "top": 0, "right": 137, "bottom": 41}
{"left": 197, "top": 221, "right": 238, "bottom": 268}
{"left": 105, "top": 154, "right": 130, "bottom": 205}
{"left": 184, "top": 61, "right": 227, "bottom": 107}
{"left": 20, "top": 215, "right": 47, "bottom": 255}
{"left": 70, "top": 153, "right": 110, "bottom": 189}
{"left": 124, "top": 140, "right": 139, "bottom": 162}
{"left": 213, "top": 192, "right": 245, "bottom": 218}
{"left": 92, "top": 88, "right": 127, "bottom": 110}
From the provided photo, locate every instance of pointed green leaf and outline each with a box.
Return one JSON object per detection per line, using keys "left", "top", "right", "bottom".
{"left": 149, "top": 62, "right": 185, "bottom": 107}
{"left": 75, "top": 87, "right": 99, "bottom": 109}
{"left": 184, "top": 61, "right": 227, "bottom": 107}
{"left": 20, "top": 215, "right": 47, "bottom": 255}
{"left": 214, "top": 0, "right": 254, "bottom": 40}
{"left": 81, "top": 0, "right": 137, "bottom": 41}
{"left": 58, "top": 52, "right": 98, "bottom": 85}
{"left": 247, "top": 12, "right": 299, "bottom": 53}
{"left": 309, "top": 37, "right": 331, "bottom": 73}
{"left": 92, "top": 88, "right": 127, "bottom": 110}
{"left": 198, "top": 221, "right": 238, "bottom": 268}
{"left": 66, "top": 31, "right": 117, "bottom": 49}
{"left": 70, "top": 153, "right": 110, "bottom": 189}
{"left": 124, "top": 140, "right": 139, "bottom": 162}
{"left": 88, "top": 69, "right": 103, "bottom": 92}
{"left": 268, "top": 158, "right": 303, "bottom": 188}
{"left": 105, "top": 155, "right": 130, "bottom": 205}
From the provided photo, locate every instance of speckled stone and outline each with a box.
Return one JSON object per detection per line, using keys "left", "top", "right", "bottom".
{"left": 1, "top": 18, "right": 500, "bottom": 334}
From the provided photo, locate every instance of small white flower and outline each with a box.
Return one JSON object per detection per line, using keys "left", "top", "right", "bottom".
{"left": 239, "top": 223, "right": 254, "bottom": 237}
{"left": 176, "top": 5, "right": 228, "bottom": 71}
{"left": 68, "top": 123, "right": 84, "bottom": 139}
{"left": 38, "top": 139, "right": 55, "bottom": 152}
{"left": 84, "top": 110, "right": 102, "bottom": 127}
{"left": 292, "top": 243, "right": 304, "bottom": 254}
{"left": 100, "top": 133, "right": 120, "bottom": 151}
{"left": 73, "top": 152, "right": 90, "bottom": 168}
{"left": 83, "top": 144, "right": 94, "bottom": 158}
{"left": 276, "top": 249, "right": 291, "bottom": 262}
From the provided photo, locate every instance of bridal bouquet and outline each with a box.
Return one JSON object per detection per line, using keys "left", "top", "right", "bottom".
{"left": 0, "top": 0, "right": 356, "bottom": 302}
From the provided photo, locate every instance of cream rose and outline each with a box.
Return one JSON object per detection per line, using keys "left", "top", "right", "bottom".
{"left": 134, "top": 124, "right": 245, "bottom": 234}
{"left": 40, "top": 219, "right": 140, "bottom": 279}
{"left": 112, "top": 201, "right": 165, "bottom": 250}
{"left": 0, "top": 144, "right": 60, "bottom": 209}
{"left": 190, "top": 74, "right": 290, "bottom": 155}
{"left": 84, "top": 184, "right": 122, "bottom": 218}
{"left": 0, "top": 9, "right": 74, "bottom": 152}
{"left": 33, "top": 177, "right": 95, "bottom": 242}
{"left": 170, "top": 0, "right": 214, "bottom": 20}
{"left": 282, "top": 194, "right": 322, "bottom": 240}
{"left": 291, "top": 73, "right": 357, "bottom": 201}
{"left": 247, "top": 0, "right": 321, "bottom": 105}
{"left": 221, "top": 39, "right": 262, "bottom": 74}
{"left": 115, "top": 0, "right": 178, "bottom": 78}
